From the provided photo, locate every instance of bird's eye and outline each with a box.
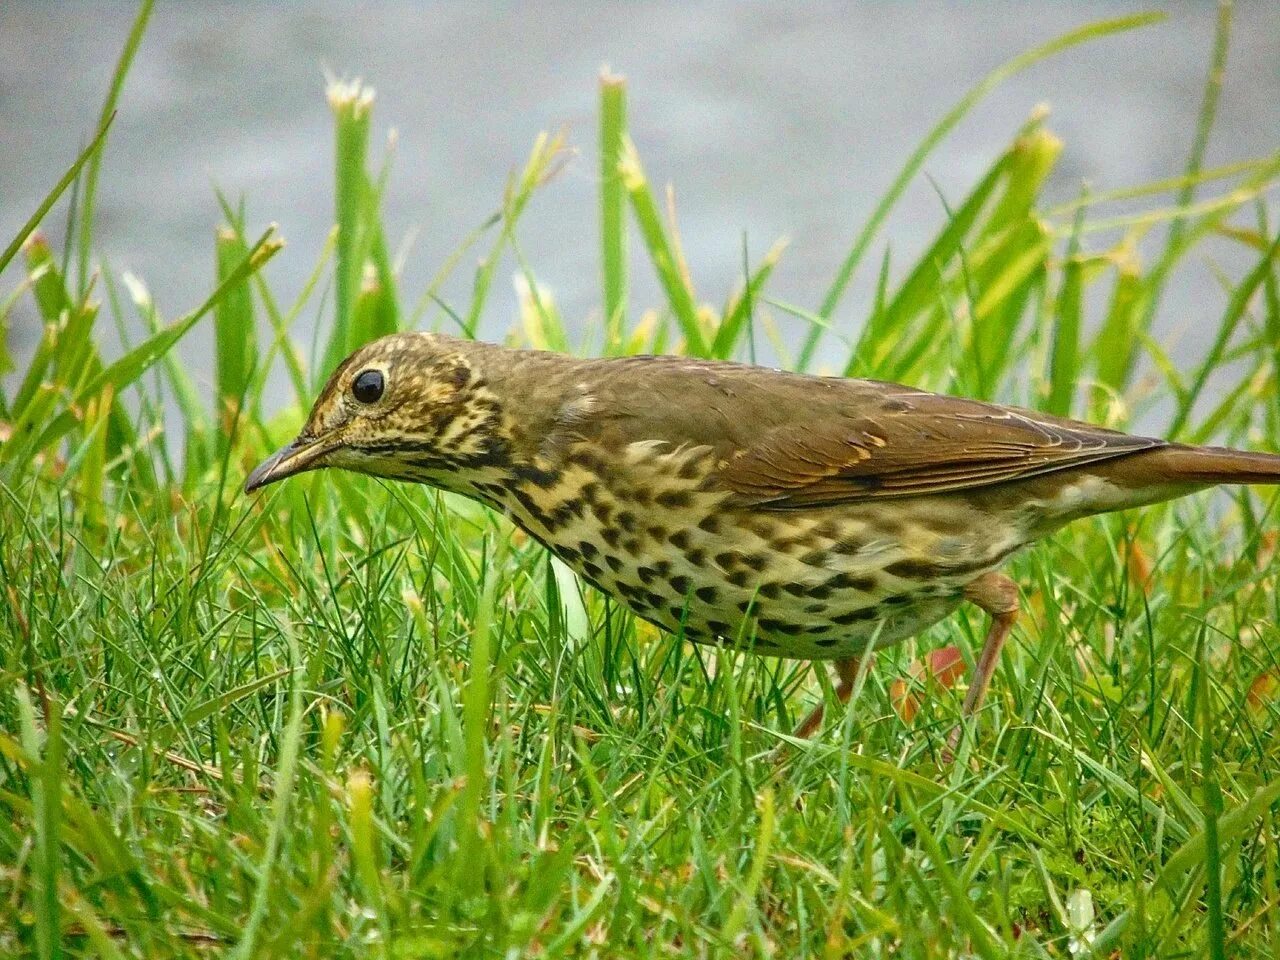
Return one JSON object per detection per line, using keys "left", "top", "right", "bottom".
{"left": 352, "top": 369, "right": 385, "bottom": 404}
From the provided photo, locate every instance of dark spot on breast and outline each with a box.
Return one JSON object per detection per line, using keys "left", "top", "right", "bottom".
{"left": 617, "top": 582, "right": 645, "bottom": 602}
{"left": 828, "top": 573, "right": 877, "bottom": 592}
{"left": 677, "top": 455, "right": 706, "bottom": 479}
{"left": 643, "top": 590, "right": 666, "bottom": 609}
{"left": 582, "top": 561, "right": 603, "bottom": 579}
{"left": 738, "top": 598, "right": 756, "bottom": 613}
{"left": 804, "top": 602, "right": 828, "bottom": 614}
{"left": 668, "top": 604, "right": 689, "bottom": 624}
{"left": 656, "top": 489, "right": 692, "bottom": 509}
{"left": 832, "top": 608, "right": 880, "bottom": 625}
{"left": 637, "top": 566, "right": 658, "bottom": 585}
{"left": 883, "top": 594, "right": 912, "bottom": 606}
{"left": 800, "top": 549, "right": 829, "bottom": 567}
{"left": 581, "top": 482, "right": 601, "bottom": 504}
{"left": 617, "top": 511, "right": 638, "bottom": 533}
{"left": 727, "top": 570, "right": 751, "bottom": 588}
{"left": 715, "top": 551, "right": 741, "bottom": 569}
{"left": 549, "top": 499, "right": 584, "bottom": 526}
{"left": 647, "top": 526, "right": 667, "bottom": 541}
{"left": 669, "top": 574, "right": 691, "bottom": 595}
{"left": 815, "top": 637, "right": 842, "bottom": 647}
{"left": 695, "top": 586, "right": 717, "bottom": 604}
{"left": 831, "top": 535, "right": 866, "bottom": 555}
{"left": 512, "top": 489, "right": 551, "bottom": 528}
{"left": 758, "top": 583, "right": 782, "bottom": 600}
{"left": 602, "top": 528, "right": 621, "bottom": 549}
{"left": 569, "top": 449, "right": 605, "bottom": 471}
{"left": 742, "top": 553, "right": 769, "bottom": 572}
{"left": 605, "top": 555, "right": 624, "bottom": 573}
{"left": 654, "top": 560, "right": 673, "bottom": 577}
{"left": 669, "top": 530, "right": 691, "bottom": 550}
{"left": 885, "top": 558, "right": 948, "bottom": 579}
{"left": 429, "top": 408, "right": 457, "bottom": 434}
{"left": 783, "top": 582, "right": 809, "bottom": 597}
{"left": 578, "top": 540, "right": 599, "bottom": 559}
{"left": 759, "top": 618, "right": 804, "bottom": 635}
{"left": 515, "top": 464, "right": 560, "bottom": 488}
{"left": 697, "top": 515, "right": 720, "bottom": 534}
{"left": 593, "top": 501, "right": 614, "bottom": 524}
{"left": 707, "top": 620, "right": 731, "bottom": 635}
{"left": 578, "top": 571, "right": 606, "bottom": 592}
{"left": 450, "top": 364, "right": 472, "bottom": 389}
{"left": 623, "top": 538, "right": 641, "bottom": 554}
{"left": 686, "top": 548, "right": 707, "bottom": 566}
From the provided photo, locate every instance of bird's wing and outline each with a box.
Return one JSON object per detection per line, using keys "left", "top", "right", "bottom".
{"left": 715, "top": 387, "right": 1164, "bottom": 508}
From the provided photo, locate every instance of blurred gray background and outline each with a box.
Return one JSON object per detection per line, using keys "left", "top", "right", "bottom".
{"left": 2, "top": 1, "right": 1279, "bottom": 410}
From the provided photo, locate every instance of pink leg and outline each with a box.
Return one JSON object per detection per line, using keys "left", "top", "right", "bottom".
{"left": 945, "top": 571, "right": 1019, "bottom": 759}
{"left": 792, "top": 656, "right": 865, "bottom": 740}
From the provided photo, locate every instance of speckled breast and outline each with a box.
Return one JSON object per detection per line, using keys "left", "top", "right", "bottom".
{"left": 500, "top": 439, "right": 1026, "bottom": 660}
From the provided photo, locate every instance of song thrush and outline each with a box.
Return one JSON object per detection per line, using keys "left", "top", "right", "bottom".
{"left": 245, "top": 333, "right": 1280, "bottom": 750}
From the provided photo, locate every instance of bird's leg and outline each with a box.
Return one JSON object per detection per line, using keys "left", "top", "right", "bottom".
{"left": 792, "top": 656, "right": 866, "bottom": 740}
{"left": 945, "top": 571, "right": 1019, "bottom": 759}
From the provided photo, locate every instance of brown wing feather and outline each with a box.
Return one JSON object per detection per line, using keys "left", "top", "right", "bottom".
{"left": 718, "top": 389, "right": 1164, "bottom": 508}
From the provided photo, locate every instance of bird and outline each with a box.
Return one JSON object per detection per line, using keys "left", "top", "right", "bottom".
{"left": 245, "top": 332, "right": 1280, "bottom": 752}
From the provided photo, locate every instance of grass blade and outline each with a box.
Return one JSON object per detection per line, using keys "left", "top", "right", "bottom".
{"left": 229, "top": 631, "right": 303, "bottom": 960}
{"left": 0, "top": 115, "right": 113, "bottom": 281}
{"left": 348, "top": 769, "right": 391, "bottom": 958}
{"left": 618, "top": 137, "right": 707, "bottom": 355}
{"left": 1132, "top": 0, "right": 1231, "bottom": 350}
{"left": 214, "top": 226, "right": 257, "bottom": 423}
{"left": 600, "top": 71, "right": 629, "bottom": 352}
{"left": 1092, "top": 245, "right": 1144, "bottom": 404}
{"left": 16, "top": 684, "right": 62, "bottom": 960}
{"left": 14, "top": 227, "right": 281, "bottom": 463}
{"left": 801, "top": 10, "right": 1165, "bottom": 368}
{"left": 75, "top": 0, "right": 154, "bottom": 298}
{"left": 1046, "top": 201, "right": 1087, "bottom": 415}
{"left": 712, "top": 238, "right": 787, "bottom": 359}
{"left": 1197, "top": 634, "right": 1227, "bottom": 960}
{"left": 462, "top": 132, "right": 568, "bottom": 340}
{"left": 1167, "top": 228, "right": 1280, "bottom": 438}
{"left": 320, "top": 79, "right": 375, "bottom": 379}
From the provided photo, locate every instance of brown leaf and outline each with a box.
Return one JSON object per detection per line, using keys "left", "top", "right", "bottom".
{"left": 890, "top": 645, "right": 968, "bottom": 721}
{"left": 1247, "top": 669, "right": 1280, "bottom": 712}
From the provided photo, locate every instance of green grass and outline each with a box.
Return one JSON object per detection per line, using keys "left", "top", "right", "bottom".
{"left": 3, "top": 5, "right": 1280, "bottom": 956}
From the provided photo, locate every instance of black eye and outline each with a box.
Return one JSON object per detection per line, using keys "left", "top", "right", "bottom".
{"left": 352, "top": 369, "right": 384, "bottom": 404}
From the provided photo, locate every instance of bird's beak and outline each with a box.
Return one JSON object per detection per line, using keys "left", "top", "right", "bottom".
{"left": 244, "top": 435, "right": 331, "bottom": 493}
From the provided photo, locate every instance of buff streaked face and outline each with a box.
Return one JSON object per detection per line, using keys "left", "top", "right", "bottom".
{"left": 244, "top": 333, "right": 483, "bottom": 492}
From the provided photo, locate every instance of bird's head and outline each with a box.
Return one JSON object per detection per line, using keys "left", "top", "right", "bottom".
{"left": 244, "top": 332, "right": 511, "bottom": 494}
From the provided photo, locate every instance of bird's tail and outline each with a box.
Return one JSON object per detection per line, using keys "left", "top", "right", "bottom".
{"left": 1133, "top": 443, "right": 1280, "bottom": 486}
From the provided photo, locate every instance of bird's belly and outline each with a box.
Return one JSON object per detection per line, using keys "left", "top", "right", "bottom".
{"left": 504, "top": 461, "right": 1027, "bottom": 660}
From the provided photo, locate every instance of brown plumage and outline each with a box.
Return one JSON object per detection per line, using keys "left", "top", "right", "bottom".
{"left": 245, "top": 332, "right": 1280, "bottom": 752}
